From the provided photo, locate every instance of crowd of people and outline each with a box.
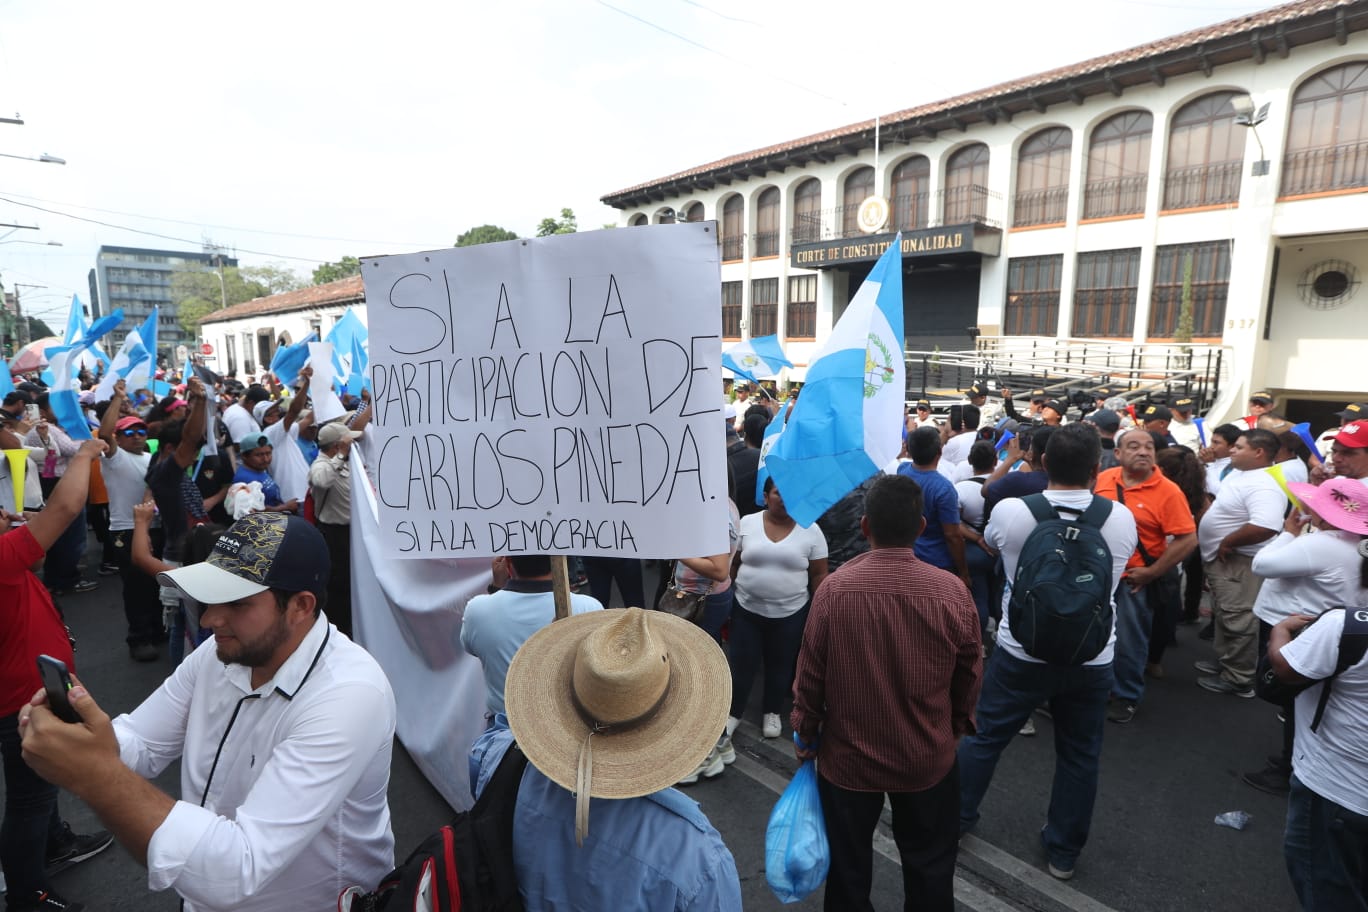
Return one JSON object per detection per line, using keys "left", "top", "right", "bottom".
{"left": 4, "top": 360, "right": 1367, "bottom": 911}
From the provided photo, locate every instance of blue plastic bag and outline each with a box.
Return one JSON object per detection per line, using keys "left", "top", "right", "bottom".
{"left": 764, "top": 758, "right": 830, "bottom": 903}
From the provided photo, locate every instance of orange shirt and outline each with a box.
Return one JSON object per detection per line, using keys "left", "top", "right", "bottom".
{"left": 1096, "top": 466, "right": 1196, "bottom": 570}
{"left": 87, "top": 457, "right": 109, "bottom": 505}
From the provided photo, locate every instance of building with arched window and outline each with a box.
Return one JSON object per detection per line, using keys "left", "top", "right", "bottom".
{"left": 603, "top": 0, "right": 1368, "bottom": 423}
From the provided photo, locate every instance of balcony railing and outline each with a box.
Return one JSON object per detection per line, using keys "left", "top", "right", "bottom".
{"left": 788, "top": 187, "right": 1002, "bottom": 245}
{"left": 1082, "top": 175, "right": 1148, "bottom": 219}
{"left": 1280, "top": 140, "right": 1368, "bottom": 197}
{"left": 1013, "top": 187, "right": 1069, "bottom": 227}
{"left": 1162, "top": 161, "right": 1242, "bottom": 210}
{"left": 753, "top": 231, "right": 780, "bottom": 258}
{"left": 721, "top": 234, "right": 745, "bottom": 262}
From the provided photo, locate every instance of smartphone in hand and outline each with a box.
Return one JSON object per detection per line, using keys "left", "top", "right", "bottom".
{"left": 36, "top": 655, "right": 81, "bottom": 724}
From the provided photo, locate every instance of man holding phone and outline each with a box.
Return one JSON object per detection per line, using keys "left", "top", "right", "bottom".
{"left": 0, "top": 437, "right": 112, "bottom": 912}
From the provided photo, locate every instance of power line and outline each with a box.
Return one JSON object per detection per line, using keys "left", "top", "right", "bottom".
{"left": 0, "top": 188, "right": 433, "bottom": 248}
{"left": 675, "top": 0, "right": 760, "bottom": 25}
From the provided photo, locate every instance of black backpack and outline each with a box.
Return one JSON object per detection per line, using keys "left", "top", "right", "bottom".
{"left": 340, "top": 743, "right": 529, "bottom": 912}
{"left": 1007, "top": 494, "right": 1115, "bottom": 665}
{"left": 1256, "top": 607, "right": 1368, "bottom": 731}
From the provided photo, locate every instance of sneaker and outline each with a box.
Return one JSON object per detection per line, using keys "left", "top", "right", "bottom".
{"left": 676, "top": 747, "right": 724, "bottom": 786}
{"left": 1242, "top": 765, "right": 1291, "bottom": 796}
{"left": 45, "top": 822, "right": 114, "bottom": 876}
{"left": 762, "top": 713, "right": 782, "bottom": 739}
{"left": 1197, "top": 674, "right": 1255, "bottom": 698}
{"left": 1035, "top": 703, "right": 1053, "bottom": 720}
{"left": 129, "top": 642, "right": 159, "bottom": 663}
{"left": 724, "top": 715, "right": 740, "bottom": 738}
{"left": 1198, "top": 622, "right": 1215, "bottom": 641}
{"left": 52, "top": 580, "right": 98, "bottom": 595}
{"left": 7, "top": 889, "right": 86, "bottom": 911}
{"left": 1193, "top": 659, "right": 1222, "bottom": 675}
{"left": 97, "top": 563, "right": 119, "bottom": 577}
{"left": 1019, "top": 717, "right": 1037, "bottom": 737}
{"left": 715, "top": 734, "right": 736, "bottom": 766}
{"left": 1145, "top": 662, "right": 1165, "bottom": 679}
{"left": 1040, "top": 827, "right": 1074, "bottom": 880}
{"left": 1106, "top": 699, "right": 1137, "bottom": 724}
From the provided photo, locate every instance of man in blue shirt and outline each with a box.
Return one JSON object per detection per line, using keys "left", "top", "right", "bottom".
{"left": 471, "top": 607, "right": 741, "bottom": 910}
{"left": 232, "top": 432, "right": 296, "bottom": 513}
{"left": 897, "top": 427, "right": 970, "bottom": 588}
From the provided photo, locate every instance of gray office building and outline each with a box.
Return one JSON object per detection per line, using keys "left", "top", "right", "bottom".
{"left": 87, "top": 245, "right": 237, "bottom": 353}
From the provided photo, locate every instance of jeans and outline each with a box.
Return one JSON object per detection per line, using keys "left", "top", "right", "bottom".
{"left": 1112, "top": 584, "right": 1151, "bottom": 704}
{"left": 583, "top": 557, "right": 645, "bottom": 610}
{"left": 1285, "top": 774, "right": 1368, "bottom": 911}
{"left": 110, "top": 528, "right": 165, "bottom": 646}
{"left": 318, "top": 522, "right": 353, "bottom": 637}
{"left": 958, "top": 649, "right": 1112, "bottom": 868}
{"left": 964, "top": 541, "right": 995, "bottom": 632}
{"left": 1, "top": 712, "right": 61, "bottom": 897}
{"left": 819, "top": 765, "right": 959, "bottom": 912}
{"left": 697, "top": 588, "right": 734, "bottom": 646}
{"left": 728, "top": 599, "right": 809, "bottom": 718}
{"left": 42, "top": 503, "right": 88, "bottom": 591}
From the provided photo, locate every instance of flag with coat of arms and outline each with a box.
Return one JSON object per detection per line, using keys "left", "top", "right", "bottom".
{"left": 762, "top": 237, "right": 904, "bottom": 527}
{"left": 722, "top": 334, "right": 792, "bottom": 385}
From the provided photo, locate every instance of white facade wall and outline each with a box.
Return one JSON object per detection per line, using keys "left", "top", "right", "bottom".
{"left": 199, "top": 304, "right": 363, "bottom": 379}
{"left": 616, "top": 32, "right": 1368, "bottom": 421}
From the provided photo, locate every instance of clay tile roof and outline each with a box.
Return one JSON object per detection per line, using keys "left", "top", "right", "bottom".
{"left": 602, "top": 0, "right": 1359, "bottom": 206}
{"left": 199, "top": 274, "right": 365, "bottom": 324}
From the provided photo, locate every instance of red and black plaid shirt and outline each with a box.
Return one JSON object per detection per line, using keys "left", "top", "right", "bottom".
{"left": 791, "top": 547, "right": 982, "bottom": 792}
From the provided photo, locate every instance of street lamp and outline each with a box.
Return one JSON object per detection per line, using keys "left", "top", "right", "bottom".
{"left": 207, "top": 257, "right": 227, "bottom": 309}
{"left": 0, "top": 151, "right": 66, "bottom": 164}
{"left": 1231, "top": 94, "right": 1271, "bottom": 176}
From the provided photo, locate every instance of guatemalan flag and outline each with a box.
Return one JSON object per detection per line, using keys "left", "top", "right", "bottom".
{"left": 722, "top": 334, "right": 792, "bottom": 385}
{"left": 44, "top": 309, "right": 124, "bottom": 441}
{"left": 93, "top": 329, "right": 151, "bottom": 401}
{"left": 325, "top": 308, "right": 368, "bottom": 396}
{"left": 763, "top": 237, "right": 904, "bottom": 527}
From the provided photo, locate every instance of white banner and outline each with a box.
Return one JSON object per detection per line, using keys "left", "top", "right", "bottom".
{"left": 362, "top": 223, "right": 728, "bottom": 560}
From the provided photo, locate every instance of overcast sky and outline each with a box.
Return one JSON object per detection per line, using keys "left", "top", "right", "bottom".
{"left": 0, "top": 0, "right": 1275, "bottom": 329}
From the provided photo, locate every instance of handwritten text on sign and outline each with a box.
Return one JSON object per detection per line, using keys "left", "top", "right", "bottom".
{"left": 363, "top": 223, "right": 729, "bottom": 559}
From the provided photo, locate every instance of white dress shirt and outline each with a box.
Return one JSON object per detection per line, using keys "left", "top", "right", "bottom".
{"left": 112, "top": 614, "right": 396, "bottom": 911}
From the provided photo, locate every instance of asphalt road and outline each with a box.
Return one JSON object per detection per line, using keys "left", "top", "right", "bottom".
{"left": 19, "top": 557, "right": 1299, "bottom": 911}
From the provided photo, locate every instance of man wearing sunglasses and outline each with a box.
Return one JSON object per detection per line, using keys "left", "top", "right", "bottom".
{"left": 98, "top": 380, "right": 165, "bottom": 662}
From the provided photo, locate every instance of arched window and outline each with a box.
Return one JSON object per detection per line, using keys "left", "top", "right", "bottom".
{"left": 841, "top": 167, "right": 875, "bottom": 236}
{"left": 1084, "top": 111, "right": 1152, "bottom": 218}
{"left": 1164, "top": 92, "right": 1242, "bottom": 209}
{"left": 1014, "top": 128, "right": 1071, "bottom": 227}
{"left": 944, "top": 144, "right": 990, "bottom": 224}
{"left": 721, "top": 196, "right": 744, "bottom": 262}
{"left": 1282, "top": 62, "right": 1368, "bottom": 197}
{"left": 657, "top": 209, "right": 676, "bottom": 224}
{"left": 629, "top": 213, "right": 647, "bottom": 227}
{"left": 755, "top": 187, "right": 780, "bottom": 257}
{"left": 683, "top": 202, "right": 704, "bottom": 222}
{"left": 791, "top": 178, "right": 821, "bottom": 243}
{"left": 891, "top": 156, "right": 930, "bottom": 230}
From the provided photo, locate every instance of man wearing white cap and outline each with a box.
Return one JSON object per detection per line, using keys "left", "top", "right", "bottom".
{"left": 470, "top": 607, "right": 741, "bottom": 909}
{"left": 20, "top": 512, "right": 397, "bottom": 912}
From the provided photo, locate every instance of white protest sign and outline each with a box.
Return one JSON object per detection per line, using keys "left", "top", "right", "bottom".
{"left": 362, "top": 222, "right": 728, "bottom": 560}
{"left": 307, "top": 342, "right": 347, "bottom": 423}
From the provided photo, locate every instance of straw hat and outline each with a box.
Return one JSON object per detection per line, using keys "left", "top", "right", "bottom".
{"left": 504, "top": 607, "right": 730, "bottom": 844}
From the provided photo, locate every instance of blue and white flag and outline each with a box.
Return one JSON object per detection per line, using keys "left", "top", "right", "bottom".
{"left": 325, "top": 308, "right": 368, "bottom": 396}
{"left": 62, "top": 295, "right": 85, "bottom": 345}
{"left": 93, "top": 329, "right": 150, "bottom": 401}
{"left": 0, "top": 360, "right": 13, "bottom": 399}
{"left": 44, "top": 309, "right": 124, "bottom": 440}
{"left": 763, "top": 237, "right": 904, "bottom": 527}
{"left": 131, "top": 307, "right": 160, "bottom": 388}
{"left": 722, "top": 334, "right": 792, "bottom": 385}
{"left": 269, "top": 332, "right": 317, "bottom": 387}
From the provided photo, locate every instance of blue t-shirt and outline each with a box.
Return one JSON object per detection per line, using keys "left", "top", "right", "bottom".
{"left": 233, "top": 465, "right": 283, "bottom": 507}
{"left": 896, "top": 464, "right": 960, "bottom": 570}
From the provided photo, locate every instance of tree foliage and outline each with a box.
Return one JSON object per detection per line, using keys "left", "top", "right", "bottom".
{"left": 455, "top": 225, "right": 519, "bottom": 247}
{"left": 535, "top": 208, "right": 577, "bottom": 237}
{"left": 171, "top": 265, "right": 269, "bottom": 337}
{"left": 26, "top": 316, "right": 53, "bottom": 340}
{"left": 312, "top": 255, "right": 362, "bottom": 285}
{"left": 242, "top": 263, "right": 304, "bottom": 295}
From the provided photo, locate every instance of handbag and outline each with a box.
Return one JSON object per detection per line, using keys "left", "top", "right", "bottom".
{"left": 655, "top": 563, "right": 711, "bottom": 624}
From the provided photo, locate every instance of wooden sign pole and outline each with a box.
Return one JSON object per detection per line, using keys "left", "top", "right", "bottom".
{"left": 550, "top": 554, "right": 572, "bottom": 621}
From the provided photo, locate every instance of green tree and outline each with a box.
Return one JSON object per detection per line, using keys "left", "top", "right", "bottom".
{"left": 455, "top": 225, "right": 519, "bottom": 247}
{"left": 242, "top": 263, "right": 304, "bottom": 295}
{"left": 26, "top": 316, "right": 53, "bottom": 340}
{"left": 171, "top": 265, "right": 269, "bottom": 337}
{"left": 536, "top": 208, "right": 577, "bottom": 237}
{"left": 312, "top": 255, "right": 362, "bottom": 285}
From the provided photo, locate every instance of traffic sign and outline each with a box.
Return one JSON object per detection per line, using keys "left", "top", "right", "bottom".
{"left": 200, "top": 343, "right": 213, "bottom": 355}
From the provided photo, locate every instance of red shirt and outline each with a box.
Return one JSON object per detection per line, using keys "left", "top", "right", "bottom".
{"left": 1, "top": 525, "right": 76, "bottom": 716}
{"left": 791, "top": 548, "right": 982, "bottom": 792}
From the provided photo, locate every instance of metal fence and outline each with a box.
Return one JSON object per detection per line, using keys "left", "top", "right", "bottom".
{"left": 1280, "top": 140, "right": 1368, "bottom": 197}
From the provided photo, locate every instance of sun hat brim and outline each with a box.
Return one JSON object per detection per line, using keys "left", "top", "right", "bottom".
{"left": 504, "top": 609, "right": 731, "bottom": 800}
{"left": 1289, "top": 481, "right": 1368, "bottom": 536}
